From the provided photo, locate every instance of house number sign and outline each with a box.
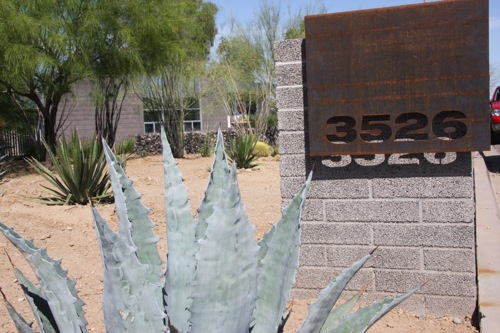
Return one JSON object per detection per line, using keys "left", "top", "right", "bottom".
{"left": 304, "top": 0, "right": 490, "bottom": 156}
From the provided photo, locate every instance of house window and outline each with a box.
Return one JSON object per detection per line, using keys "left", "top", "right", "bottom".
{"left": 183, "top": 97, "right": 202, "bottom": 132}
{"left": 183, "top": 107, "right": 201, "bottom": 132}
{"left": 143, "top": 109, "right": 162, "bottom": 133}
{"left": 143, "top": 97, "right": 202, "bottom": 133}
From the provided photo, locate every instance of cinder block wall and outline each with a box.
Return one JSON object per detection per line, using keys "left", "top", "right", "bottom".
{"left": 276, "top": 39, "right": 476, "bottom": 317}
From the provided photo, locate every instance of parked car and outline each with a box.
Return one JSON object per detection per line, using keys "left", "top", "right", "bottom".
{"left": 491, "top": 86, "right": 500, "bottom": 133}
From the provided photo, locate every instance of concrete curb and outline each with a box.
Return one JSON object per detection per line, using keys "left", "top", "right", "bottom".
{"left": 473, "top": 150, "right": 500, "bottom": 332}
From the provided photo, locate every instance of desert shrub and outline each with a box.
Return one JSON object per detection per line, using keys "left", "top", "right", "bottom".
{"left": 113, "top": 137, "right": 136, "bottom": 168}
{"left": 200, "top": 132, "right": 213, "bottom": 157}
{"left": 114, "top": 136, "right": 136, "bottom": 156}
{"left": 226, "top": 132, "right": 259, "bottom": 169}
{"left": 267, "top": 112, "right": 278, "bottom": 128}
{"left": 271, "top": 146, "right": 279, "bottom": 157}
{"left": 253, "top": 141, "right": 271, "bottom": 157}
{"left": 0, "top": 129, "right": 416, "bottom": 333}
{"left": 27, "top": 131, "right": 113, "bottom": 205}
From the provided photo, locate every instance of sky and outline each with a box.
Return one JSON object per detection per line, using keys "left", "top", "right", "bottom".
{"left": 210, "top": 0, "right": 499, "bottom": 89}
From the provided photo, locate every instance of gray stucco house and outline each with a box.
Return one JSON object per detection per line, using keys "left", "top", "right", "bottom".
{"left": 61, "top": 79, "right": 230, "bottom": 142}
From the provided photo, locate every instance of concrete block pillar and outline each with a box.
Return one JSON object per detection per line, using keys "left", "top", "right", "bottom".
{"left": 275, "top": 39, "right": 476, "bottom": 317}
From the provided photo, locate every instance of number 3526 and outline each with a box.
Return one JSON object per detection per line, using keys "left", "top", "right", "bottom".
{"left": 325, "top": 111, "right": 467, "bottom": 143}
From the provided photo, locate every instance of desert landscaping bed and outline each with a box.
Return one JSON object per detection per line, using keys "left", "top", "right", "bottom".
{"left": 0, "top": 155, "right": 478, "bottom": 332}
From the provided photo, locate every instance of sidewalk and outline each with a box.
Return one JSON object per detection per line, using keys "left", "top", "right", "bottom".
{"left": 474, "top": 150, "right": 500, "bottom": 332}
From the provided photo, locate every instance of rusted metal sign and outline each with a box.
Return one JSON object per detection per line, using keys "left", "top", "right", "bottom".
{"left": 305, "top": 0, "right": 489, "bottom": 156}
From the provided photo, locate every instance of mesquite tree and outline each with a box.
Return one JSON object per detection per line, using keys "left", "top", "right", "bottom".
{"left": 0, "top": 0, "right": 89, "bottom": 154}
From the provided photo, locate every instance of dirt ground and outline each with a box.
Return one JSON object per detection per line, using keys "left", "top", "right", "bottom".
{"left": 0, "top": 154, "right": 478, "bottom": 332}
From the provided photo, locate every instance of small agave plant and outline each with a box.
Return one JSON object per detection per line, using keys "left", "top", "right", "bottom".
{"left": 0, "top": 129, "right": 416, "bottom": 333}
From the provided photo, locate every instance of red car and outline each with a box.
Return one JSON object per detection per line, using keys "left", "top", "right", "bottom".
{"left": 491, "top": 86, "right": 500, "bottom": 133}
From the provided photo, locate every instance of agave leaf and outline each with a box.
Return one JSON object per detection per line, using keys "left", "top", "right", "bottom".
{"left": 27, "top": 158, "right": 70, "bottom": 197}
{"left": 92, "top": 208, "right": 166, "bottom": 333}
{"left": 51, "top": 138, "right": 81, "bottom": 202}
{"left": 15, "top": 269, "right": 58, "bottom": 333}
{"left": 277, "top": 308, "right": 292, "bottom": 333}
{"left": 251, "top": 172, "right": 313, "bottom": 333}
{"left": 0, "top": 288, "right": 37, "bottom": 333}
{"left": 196, "top": 129, "right": 230, "bottom": 239}
{"left": 102, "top": 140, "right": 163, "bottom": 318}
{"left": 297, "top": 253, "right": 372, "bottom": 333}
{"left": 102, "top": 141, "right": 163, "bottom": 285}
{"left": 256, "top": 218, "right": 276, "bottom": 267}
{"left": 84, "top": 137, "right": 110, "bottom": 200}
{"left": 72, "top": 134, "right": 84, "bottom": 191}
{"left": 0, "top": 222, "right": 88, "bottom": 333}
{"left": 105, "top": 154, "right": 134, "bottom": 249}
{"left": 189, "top": 163, "right": 259, "bottom": 333}
{"left": 161, "top": 128, "right": 197, "bottom": 332}
{"left": 328, "top": 288, "right": 418, "bottom": 333}
{"left": 320, "top": 290, "right": 363, "bottom": 333}
{"left": 38, "top": 184, "right": 67, "bottom": 200}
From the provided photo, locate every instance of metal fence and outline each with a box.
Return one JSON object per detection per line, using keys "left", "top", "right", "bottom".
{"left": 0, "top": 130, "right": 42, "bottom": 157}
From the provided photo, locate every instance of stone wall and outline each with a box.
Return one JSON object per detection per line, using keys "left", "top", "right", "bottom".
{"left": 135, "top": 131, "right": 238, "bottom": 156}
{"left": 275, "top": 39, "right": 476, "bottom": 316}
{"left": 136, "top": 128, "right": 278, "bottom": 156}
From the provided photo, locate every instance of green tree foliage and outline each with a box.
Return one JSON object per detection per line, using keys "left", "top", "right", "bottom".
{"left": 213, "top": 0, "right": 325, "bottom": 139}
{"left": 0, "top": 0, "right": 217, "bottom": 155}
{"left": 283, "top": 2, "right": 327, "bottom": 39}
{"left": 141, "top": 0, "right": 217, "bottom": 158}
{"left": 0, "top": 93, "right": 37, "bottom": 133}
{"left": 0, "top": 0, "right": 90, "bottom": 154}
{"left": 88, "top": 0, "right": 187, "bottom": 148}
{"left": 215, "top": 0, "right": 279, "bottom": 138}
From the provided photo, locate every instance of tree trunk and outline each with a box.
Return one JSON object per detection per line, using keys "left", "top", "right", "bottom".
{"left": 42, "top": 112, "right": 57, "bottom": 161}
{"left": 95, "top": 78, "right": 126, "bottom": 148}
{"left": 163, "top": 108, "right": 184, "bottom": 158}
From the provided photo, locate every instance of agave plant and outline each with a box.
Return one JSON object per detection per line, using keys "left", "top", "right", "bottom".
{"left": 0, "top": 129, "right": 416, "bottom": 332}
{"left": 27, "top": 131, "right": 113, "bottom": 205}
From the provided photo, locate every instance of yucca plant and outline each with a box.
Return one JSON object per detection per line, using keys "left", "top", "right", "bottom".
{"left": 0, "top": 129, "right": 416, "bottom": 332}
{"left": 227, "top": 132, "right": 259, "bottom": 169}
{"left": 27, "top": 131, "right": 113, "bottom": 205}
